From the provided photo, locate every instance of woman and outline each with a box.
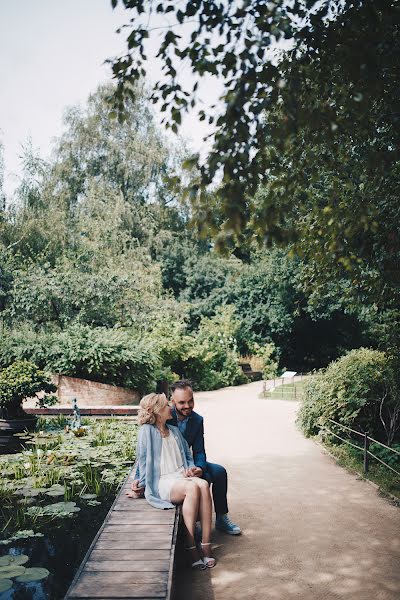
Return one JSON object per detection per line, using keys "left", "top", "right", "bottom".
{"left": 127, "top": 392, "right": 216, "bottom": 570}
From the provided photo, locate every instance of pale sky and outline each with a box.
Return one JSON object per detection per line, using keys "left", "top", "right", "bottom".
{"left": 0, "top": 0, "right": 217, "bottom": 196}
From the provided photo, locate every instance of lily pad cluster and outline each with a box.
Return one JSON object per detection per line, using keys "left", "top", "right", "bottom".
{"left": 0, "top": 418, "right": 137, "bottom": 546}
{"left": 0, "top": 554, "right": 49, "bottom": 593}
{"left": 0, "top": 530, "right": 44, "bottom": 547}
{"left": 27, "top": 501, "right": 80, "bottom": 518}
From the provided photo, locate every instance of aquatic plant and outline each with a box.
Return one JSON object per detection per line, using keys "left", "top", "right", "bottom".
{"left": 0, "top": 417, "right": 137, "bottom": 544}
{"left": 0, "top": 553, "right": 49, "bottom": 593}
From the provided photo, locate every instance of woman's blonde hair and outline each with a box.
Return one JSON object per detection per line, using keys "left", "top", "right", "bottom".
{"left": 137, "top": 393, "right": 167, "bottom": 425}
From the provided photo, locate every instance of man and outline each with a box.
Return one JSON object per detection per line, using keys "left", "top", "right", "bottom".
{"left": 131, "top": 379, "right": 241, "bottom": 535}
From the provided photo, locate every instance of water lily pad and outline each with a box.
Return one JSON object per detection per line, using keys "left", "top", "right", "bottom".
{"left": 48, "top": 501, "right": 80, "bottom": 514}
{"left": 80, "top": 493, "right": 97, "bottom": 500}
{"left": 45, "top": 489, "right": 65, "bottom": 497}
{"left": 14, "top": 488, "right": 40, "bottom": 498}
{"left": 17, "top": 498, "right": 36, "bottom": 506}
{"left": 11, "top": 555, "right": 29, "bottom": 566}
{"left": 0, "top": 579, "right": 12, "bottom": 593}
{"left": 29, "top": 501, "right": 80, "bottom": 517}
{"left": 0, "top": 565, "right": 26, "bottom": 577}
{"left": 0, "top": 555, "right": 29, "bottom": 567}
{"left": 16, "top": 567, "right": 49, "bottom": 582}
{"left": 0, "top": 530, "right": 44, "bottom": 544}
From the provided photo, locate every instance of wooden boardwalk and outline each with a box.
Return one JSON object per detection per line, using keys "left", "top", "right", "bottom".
{"left": 65, "top": 476, "right": 180, "bottom": 600}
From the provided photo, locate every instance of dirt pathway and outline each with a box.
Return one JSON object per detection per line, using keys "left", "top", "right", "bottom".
{"left": 174, "top": 381, "right": 400, "bottom": 600}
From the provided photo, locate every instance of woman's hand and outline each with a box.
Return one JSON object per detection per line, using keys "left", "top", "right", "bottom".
{"left": 185, "top": 467, "right": 203, "bottom": 478}
{"left": 126, "top": 490, "right": 142, "bottom": 499}
{"left": 128, "top": 479, "right": 145, "bottom": 497}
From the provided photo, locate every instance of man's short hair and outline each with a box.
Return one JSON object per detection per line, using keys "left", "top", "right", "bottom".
{"left": 170, "top": 379, "right": 193, "bottom": 394}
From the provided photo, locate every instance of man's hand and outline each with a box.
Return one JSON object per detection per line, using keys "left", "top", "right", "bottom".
{"left": 127, "top": 479, "right": 144, "bottom": 498}
{"left": 185, "top": 467, "right": 203, "bottom": 478}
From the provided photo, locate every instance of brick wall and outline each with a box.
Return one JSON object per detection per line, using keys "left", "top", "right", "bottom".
{"left": 52, "top": 375, "right": 140, "bottom": 407}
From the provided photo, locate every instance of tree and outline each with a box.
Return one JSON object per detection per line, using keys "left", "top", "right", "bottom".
{"left": 109, "top": 2, "right": 395, "bottom": 229}
{"left": 49, "top": 83, "right": 171, "bottom": 209}
{"left": 109, "top": 1, "right": 399, "bottom": 322}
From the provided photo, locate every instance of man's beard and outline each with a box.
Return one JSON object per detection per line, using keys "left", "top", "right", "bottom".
{"left": 175, "top": 407, "right": 192, "bottom": 418}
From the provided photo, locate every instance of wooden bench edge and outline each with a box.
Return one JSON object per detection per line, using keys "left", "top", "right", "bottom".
{"left": 166, "top": 505, "right": 181, "bottom": 600}
{"left": 64, "top": 469, "right": 134, "bottom": 600}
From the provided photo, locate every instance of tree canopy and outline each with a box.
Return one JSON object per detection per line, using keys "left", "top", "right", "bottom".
{"left": 109, "top": 0, "right": 399, "bottom": 316}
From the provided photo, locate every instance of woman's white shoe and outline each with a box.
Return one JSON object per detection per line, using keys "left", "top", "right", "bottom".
{"left": 200, "top": 542, "right": 217, "bottom": 568}
{"left": 186, "top": 545, "right": 206, "bottom": 570}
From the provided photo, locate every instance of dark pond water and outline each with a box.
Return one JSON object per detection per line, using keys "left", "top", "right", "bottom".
{"left": 0, "top": 498, "right": 113, "bottom": 600}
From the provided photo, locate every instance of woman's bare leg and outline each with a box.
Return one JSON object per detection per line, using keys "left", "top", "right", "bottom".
{"left": 170, "top": 479, "right": 202, "bottom": 563}
{"left": 192, "top": 478, "right": 215, "bottom": 566}
{"left": 195, "top": 478, "right": 213, "bottom": 545}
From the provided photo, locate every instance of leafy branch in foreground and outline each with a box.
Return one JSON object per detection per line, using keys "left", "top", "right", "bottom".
{"left": 108, "top": 1, "right": 397, "bottom": 245}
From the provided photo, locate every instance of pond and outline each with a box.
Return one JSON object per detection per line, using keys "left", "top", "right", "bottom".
{"left": 0, "top": 417, "right": 138, "bottom": 599}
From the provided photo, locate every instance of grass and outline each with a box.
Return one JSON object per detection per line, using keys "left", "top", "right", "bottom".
{"left": 263, "top": 376, "right": 312, "bottom": 401}
{"left": 320, "top": 438, "right": 400, "bottom": 501}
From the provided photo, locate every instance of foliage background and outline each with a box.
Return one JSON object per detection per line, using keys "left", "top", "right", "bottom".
{"left": 1, "top": 5, "right": 398, "bottom": 392}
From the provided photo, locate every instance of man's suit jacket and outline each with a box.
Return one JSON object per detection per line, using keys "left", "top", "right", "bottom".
{"left": 167, "top": 409, "right": 207, "bottom": 470}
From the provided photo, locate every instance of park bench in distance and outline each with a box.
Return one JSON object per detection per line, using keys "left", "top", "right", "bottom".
{"left": 65, "top": 473, "right": 180, "bottom": 600}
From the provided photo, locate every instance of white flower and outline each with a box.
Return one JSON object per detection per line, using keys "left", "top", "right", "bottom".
{"left": 24, "top": 462, "right": 31, "bottom": 470}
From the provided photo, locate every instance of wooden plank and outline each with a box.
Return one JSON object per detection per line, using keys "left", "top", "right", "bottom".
{"left": 73, "top": 571, "right": 169, "bottom": 585}
{"left": 89, "top": 550, "right": 170, "bottom": 562}
{"left": 102, "top": 524, "right": 173, "bottom": 533}
{"left": 65, "top": 468, "right": 180, "bottom": 600}
{"left": 166, "top": 507, "right": 180, "bottom": 600}
{"left": 85, "top": 560, "right": 170, "bottom": 572}
{"left": 113, "top": 503, "right": 172, "bottom": 511}
{"left": 100, "top": 532, "right": 172, "bottom": 541}
{"left": 112, "top": 505, "right": 175, "bottom": 512}
{"left": 68, "top": 583, "right": 167, "bottom": 598}
{"left": 96, "top": 539, "right": 171, "bottom": 550}
{"left": 108, "top": 515, "right": 175, "bottom": 525}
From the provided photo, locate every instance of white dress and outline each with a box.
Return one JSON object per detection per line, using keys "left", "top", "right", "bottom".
{"left": 158, "top": 433, "right": 186, "bottom": 502}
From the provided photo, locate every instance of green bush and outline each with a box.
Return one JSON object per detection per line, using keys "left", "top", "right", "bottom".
{"left": 0, "top": 325, "right": 158, "bottom": 392}
{"left": 0, "top": 325, "right": 52, "bottom": 368}
{"left": 184, "top": 306, "right": 248, "bottom": 390}
{"left": 297, "top": 348, "right": 400, "bottom": 445}
{"left": 0, "top": 360, "right": 57, "bottom": 418}
{"left": 47, "top": 325, "right": 158, "bottom": 392}
{"left": 251, "top": 342, "right": 279, "bottom": 379}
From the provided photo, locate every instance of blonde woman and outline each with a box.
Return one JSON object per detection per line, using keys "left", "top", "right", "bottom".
{"left": 127, "top": 392, "right": 216, "bottom": 569}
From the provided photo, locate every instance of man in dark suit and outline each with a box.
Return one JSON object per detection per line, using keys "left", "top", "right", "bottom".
{"left": 131, "top": 380, "right": 241, "bottom": 535}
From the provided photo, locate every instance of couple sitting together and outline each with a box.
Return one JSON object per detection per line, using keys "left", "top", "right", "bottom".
{"left": 127, "top": 379, "right": 241, "bottom": 570}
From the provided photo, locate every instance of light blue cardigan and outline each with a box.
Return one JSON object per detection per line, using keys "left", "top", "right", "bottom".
{"left": 137, "top": 423, "right": 195, "bottom": 509}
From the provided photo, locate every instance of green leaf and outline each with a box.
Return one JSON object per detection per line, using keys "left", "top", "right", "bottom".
{"left": 16, "top": 567, "right": 50, "bottom": 582}
{"left": 0, "top": 579, "right": 12, "bottom": 593}
{"left": 0, "top": 565, "right": 26, "bottom": 578}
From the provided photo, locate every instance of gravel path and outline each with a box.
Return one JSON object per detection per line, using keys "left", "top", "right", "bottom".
{"left": 174, "top": 380, "right": 400, "bottom": 600}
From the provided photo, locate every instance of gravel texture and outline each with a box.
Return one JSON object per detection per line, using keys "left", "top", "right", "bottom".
{"left": 174, "top": 380, "right": 400, "bottom": 600}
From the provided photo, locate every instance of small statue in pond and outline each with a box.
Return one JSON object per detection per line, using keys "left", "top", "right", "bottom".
{"left": 71, "top": 398, "right": 81, "bottom": 431}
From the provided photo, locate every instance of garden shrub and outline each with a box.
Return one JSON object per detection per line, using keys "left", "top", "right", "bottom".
{"left": 297, "top": 348, "right": 400, "bottom": 445}
{"left": 184, "top": 306, "right": 247, "bottom": 390}
{"left": 251, "top": 342, "right": 279, "bottom": 379}
{"left": 47, "top": 325, "right": 157, "bottom": 391}
{"left": 0, "top": 360, "right": 56, "bottom": 418}
{"left": 0, "top": 307, "right": 250, "bottom": 393}
{"left": 0, "top": 325, "right": 53, "bottom": 368}
{"left": 0, "top": 325, "right": 158, "bottom": 392}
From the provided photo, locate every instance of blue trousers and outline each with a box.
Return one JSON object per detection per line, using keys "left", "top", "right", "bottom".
{"left": 203, "top": 461, "right": 228, "bottom": 516}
